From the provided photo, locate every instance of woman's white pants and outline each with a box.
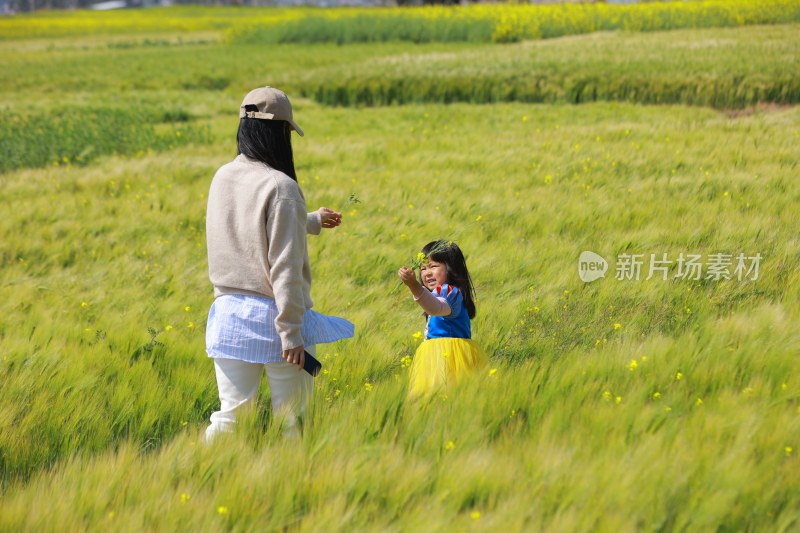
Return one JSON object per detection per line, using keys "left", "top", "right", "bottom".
{"left": 205, "top": 346, "right": 315, "bottom": 442}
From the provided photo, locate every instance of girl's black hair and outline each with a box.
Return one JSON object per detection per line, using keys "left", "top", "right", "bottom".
{"left": 237, "top": 105, "right": 297, "bottom": 181}
{"left": 421, "top": 240, "right": 477, "bottom": 319}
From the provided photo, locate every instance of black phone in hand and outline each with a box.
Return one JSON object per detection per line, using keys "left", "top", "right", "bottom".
{"left": 304, "top": 351, "right": 322, "bottom": 377}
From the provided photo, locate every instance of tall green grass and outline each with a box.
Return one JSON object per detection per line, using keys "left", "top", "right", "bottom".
{"left": 1, "top": 100, "right": 799, "bottom": 528}
{"left": 1, "top": 14, "right": 799, "bottom": 532}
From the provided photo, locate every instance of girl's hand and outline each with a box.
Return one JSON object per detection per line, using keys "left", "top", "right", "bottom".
{"left": 399, "top": 265, "right": 425, "bottom": 294}
{"left": 318, "top": 207, "right": 342, "bottom": 229}
{"left": 398, "top": 266, "right": 417, "bottom": 286}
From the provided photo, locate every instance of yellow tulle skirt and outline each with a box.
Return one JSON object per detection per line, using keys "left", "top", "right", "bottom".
{"left": 408, "top": 337, "right": 488, "bottom": 397}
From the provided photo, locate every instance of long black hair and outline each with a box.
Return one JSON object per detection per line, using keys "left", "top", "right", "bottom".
{"left": 421, "top": 240, "right": 477, "bottom": 319}
{"left": 237, "top": 104, "right": 297, "bottom": 181}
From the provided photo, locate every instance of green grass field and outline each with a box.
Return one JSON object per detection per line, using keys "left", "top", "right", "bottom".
{"left": 1, "top": 5, "right": 799, "bottom": 531}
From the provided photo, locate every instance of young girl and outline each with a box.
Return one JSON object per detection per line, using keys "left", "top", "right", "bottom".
{"left": 398, "top": 240, "right": 488, "bottom": 396}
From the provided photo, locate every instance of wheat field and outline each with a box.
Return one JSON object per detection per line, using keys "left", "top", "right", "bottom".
{"left": 1, "top": 5, "right": 799, "bottom": 531}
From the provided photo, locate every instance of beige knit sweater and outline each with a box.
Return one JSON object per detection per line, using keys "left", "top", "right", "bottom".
{"left": 206, "top": 154, "right": 322, "bottom": 351}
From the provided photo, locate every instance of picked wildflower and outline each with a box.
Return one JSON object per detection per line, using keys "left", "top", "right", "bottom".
{"left": 347, "top": 192, "right": 361, "bottom": 204}
{"left": 410, "top": 252, "right": 428, "bottom": 271}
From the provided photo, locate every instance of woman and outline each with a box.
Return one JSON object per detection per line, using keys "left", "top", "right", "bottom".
{"left": 204, "top": 86, "right": 354, "bottom": 440}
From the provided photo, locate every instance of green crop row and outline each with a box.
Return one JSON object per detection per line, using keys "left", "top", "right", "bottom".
{"left": 0, "top": 108, "right": 211, "bottom": 173}
{"left": 291, "top": 24, "right": 800, "bottom": 109}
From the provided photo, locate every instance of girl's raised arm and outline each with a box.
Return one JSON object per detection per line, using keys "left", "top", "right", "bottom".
{"left": 397, "top": 267, "right": 451, "bottom": 316}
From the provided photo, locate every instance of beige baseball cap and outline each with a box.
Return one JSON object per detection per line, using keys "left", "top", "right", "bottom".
{"left": 239, "top": 86, "right": 304, "bottom": 136}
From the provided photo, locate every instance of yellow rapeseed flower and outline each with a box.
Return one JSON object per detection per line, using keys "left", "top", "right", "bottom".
{"left": 217, "top": 506, "right": 228, "bottom": 515}
{"left": 614, "top": 323, "right": 622, "bottom": 330}
{"left": 412, "top": 331, "right": 423, "bottom": 341}
{"left": 676, "top": 372, "right": 684, "bottom": 380}
{"left": 180, "top": 493, "right": 190, "bottom": 503}
{"left": 444, "top": 440, "right": 455, "bottom": 450}
{"left": 489, "top": 368, "right": 498, "bottom": 376}
{"left": 786, "top": 446, "right": 793, "bottom": 457}
{"left": 364, "top": 383, "right": 373, "bottom": 391}
{"left": 471, "top": 511, "right": 481, "bottom": 520}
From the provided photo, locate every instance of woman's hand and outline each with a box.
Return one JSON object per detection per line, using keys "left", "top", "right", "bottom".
{"left": 282, "top": 345, "right": 306, "bottom": 371}
{"left": 318, "top": 207, "right": 342, "bottom": 229}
